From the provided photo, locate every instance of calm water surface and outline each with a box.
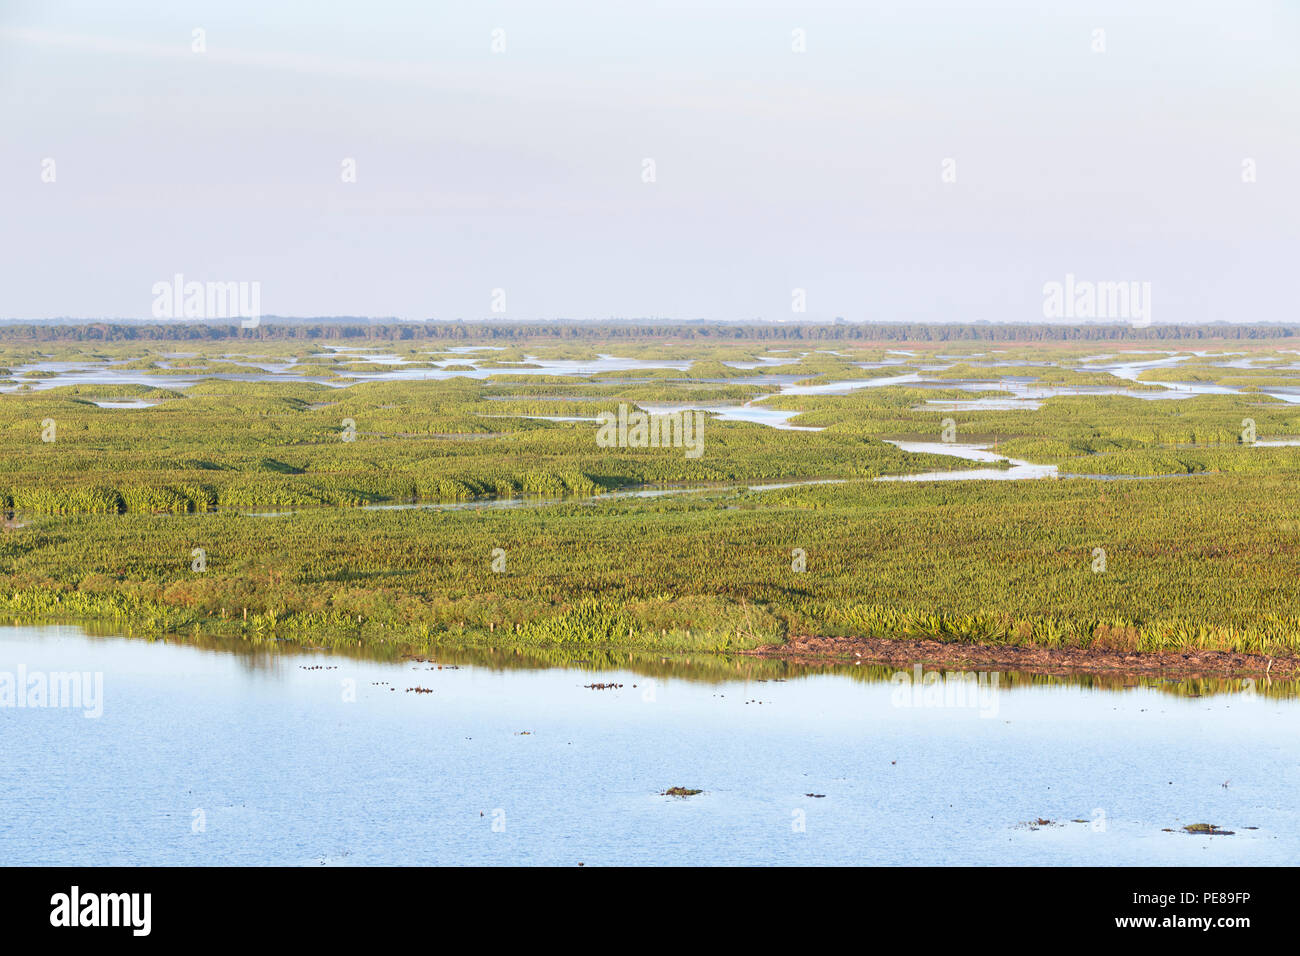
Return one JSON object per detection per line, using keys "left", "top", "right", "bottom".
{"left": 1, "top": 626, "right": 1296, "bottom": 866}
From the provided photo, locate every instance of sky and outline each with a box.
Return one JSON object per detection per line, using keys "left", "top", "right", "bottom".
{"left": 1, "top": 0, "right": 1297, "bottom": 323}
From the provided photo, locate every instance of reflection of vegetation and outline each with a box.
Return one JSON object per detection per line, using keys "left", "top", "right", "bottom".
{"left": 55, "top": 624, "right": 1298, "bottom": 699}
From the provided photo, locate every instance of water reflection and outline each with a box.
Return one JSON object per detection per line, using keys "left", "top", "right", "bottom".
{"left": 4, "top": 623, "right": 1296, "bottom": 866}
{"left": 44, "top": 622, "right": 1296, "bottom": 700}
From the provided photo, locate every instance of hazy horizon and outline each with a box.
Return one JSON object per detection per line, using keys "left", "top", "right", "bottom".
{"left": 3, "top": 1, "right": 1296, "bottom": 323}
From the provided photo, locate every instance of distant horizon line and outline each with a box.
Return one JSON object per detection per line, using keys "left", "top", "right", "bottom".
{"left": 0, "top": 317, "right": 1287, "bottom": 327}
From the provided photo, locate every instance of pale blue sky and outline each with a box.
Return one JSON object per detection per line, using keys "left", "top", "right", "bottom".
{"left": 1, "top": 1, "right": 1296, "bottom": 322}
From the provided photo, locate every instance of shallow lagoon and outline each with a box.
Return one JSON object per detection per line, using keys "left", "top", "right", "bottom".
{"left": 9, "top": 349, "right": 1300, "bottom": 407}
{"left": 1, "top": 626, "right": 1294, "bottom": 866}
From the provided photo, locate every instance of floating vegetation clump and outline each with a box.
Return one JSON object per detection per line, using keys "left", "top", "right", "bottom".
{"left": 1183, "top": 823, "right": 1235, "bottom": 835}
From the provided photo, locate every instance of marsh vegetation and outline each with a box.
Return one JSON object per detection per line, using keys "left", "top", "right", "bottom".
{"left": 3, "top": 327, "right": 1298, "bottom": 664}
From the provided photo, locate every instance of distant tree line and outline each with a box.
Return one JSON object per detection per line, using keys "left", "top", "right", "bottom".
{"left": 0, "top": 321, "right": 1296, "bottom": 344}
